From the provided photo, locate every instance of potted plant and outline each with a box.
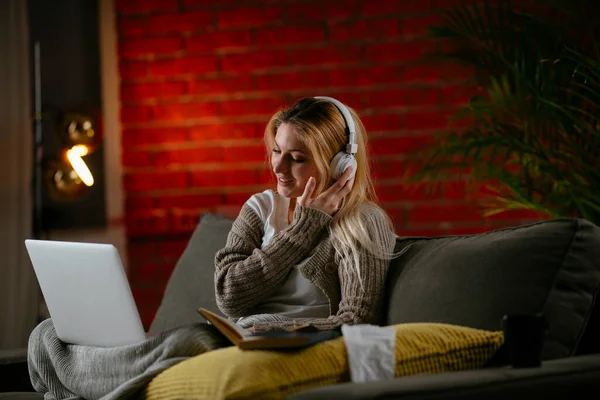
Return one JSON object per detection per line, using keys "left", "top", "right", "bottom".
{"left": 409, "top": 0, "right": 600, "bottom": 225}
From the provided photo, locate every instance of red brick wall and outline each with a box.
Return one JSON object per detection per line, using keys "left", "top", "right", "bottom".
{"left": 114, "top": 0, "right": 538, "bottom": 328}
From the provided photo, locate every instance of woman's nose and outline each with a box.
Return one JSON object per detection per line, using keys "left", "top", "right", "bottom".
{"left": 273, "top": 156, "right": 288, "bottom": 174}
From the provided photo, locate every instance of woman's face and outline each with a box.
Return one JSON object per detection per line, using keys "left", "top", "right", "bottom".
{"left": 271, "top": 123, "right": 319, "bottom": 198}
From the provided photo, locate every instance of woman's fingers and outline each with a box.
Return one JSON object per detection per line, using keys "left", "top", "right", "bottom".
{"left": 339, "top": 166, "right": 355, "bottom": 191}
{"left": 298, "top": 177, "right": 316, "bottom": 207}
{"left": 330, "top": 175, "right": 355, "bottom": 209}
{"left": 323, "top": 166, "right": 354, "bottom": 196}
{"left": 299, "top": 167, "right": 354, "bottom": 215}
{"left": 340, "top": 176, "right": 355, "bottom": 197}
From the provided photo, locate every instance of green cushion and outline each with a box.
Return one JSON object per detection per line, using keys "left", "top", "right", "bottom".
{"left": 149, "top": 213, "right": 233, "bottom": 334}
{"left": 385, "top": 218, "right": 600, "bottom": 360}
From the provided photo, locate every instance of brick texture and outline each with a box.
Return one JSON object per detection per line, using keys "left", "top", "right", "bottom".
{"left": 114, "top": 0, "right": 539, "bottom": 328}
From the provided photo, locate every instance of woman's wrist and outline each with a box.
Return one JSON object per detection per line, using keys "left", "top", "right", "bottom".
{"left": 292, "top": 204, "right": 332, "bottom": 227}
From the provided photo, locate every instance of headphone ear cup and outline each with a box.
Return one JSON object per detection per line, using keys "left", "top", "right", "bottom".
{"left": 330, "top": 152, "right": 358, "bottom": 181}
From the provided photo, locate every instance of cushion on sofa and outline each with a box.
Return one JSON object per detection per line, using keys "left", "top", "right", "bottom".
{"left": 149, "top": 213, "right": 234, "bottom": 334}
{"left": 144, "top": 323, "right": 503, "bottom": 400}
{"left": 385, "top": 218, "right": 600, "bottom": 361}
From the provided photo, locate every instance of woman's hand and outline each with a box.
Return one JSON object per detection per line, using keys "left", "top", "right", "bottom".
{"left": 298, "top": 166, "right": 355, "bottom": 215}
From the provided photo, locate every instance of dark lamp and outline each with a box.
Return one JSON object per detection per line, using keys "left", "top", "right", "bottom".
{"left": 56, "top": 109, "right": 102, "bottom": 152}
{"left": 43, "top": 107, "right": 100, "bottom": 199}
{"left": 44, "top": 153, "right": 90, "bottom": 201}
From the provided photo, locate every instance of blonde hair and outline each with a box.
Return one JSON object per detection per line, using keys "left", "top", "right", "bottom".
{"left": 264, "top": 97, "right": 398, "bottom": 284}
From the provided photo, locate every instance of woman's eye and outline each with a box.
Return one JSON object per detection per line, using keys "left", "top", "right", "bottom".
{"left": 272, "top": 148, "right": 304, "bottom": 162}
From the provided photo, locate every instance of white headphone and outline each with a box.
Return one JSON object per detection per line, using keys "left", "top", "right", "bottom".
{"left": 314, "top": 96, "right": 358, "bottom": 181}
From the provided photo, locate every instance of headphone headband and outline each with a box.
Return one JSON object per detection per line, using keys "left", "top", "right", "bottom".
{"left": 314, "top": 96, "right": 358, "bottom": 154}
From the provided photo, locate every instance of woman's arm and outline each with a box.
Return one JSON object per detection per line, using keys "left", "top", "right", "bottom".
{"left": 252, "top": 208, "right": 397, "bottom": 332}
{"left": 214, "top": 203, "right": 332, "bottom": 318}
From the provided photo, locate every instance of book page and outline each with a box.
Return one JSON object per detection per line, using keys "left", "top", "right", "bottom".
{"left": 197, "top": 308, "right": 250, "bottom": 338}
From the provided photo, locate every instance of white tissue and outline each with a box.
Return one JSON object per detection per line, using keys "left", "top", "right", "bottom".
{"left": 341, "top": 324, "right": 396, "bottom": 383}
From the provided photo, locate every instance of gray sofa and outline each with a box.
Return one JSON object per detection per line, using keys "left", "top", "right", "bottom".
{"left": 2, "top": 214, "right": 600, "bottom": 399}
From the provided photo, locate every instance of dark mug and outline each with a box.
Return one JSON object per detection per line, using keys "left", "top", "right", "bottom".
{"left": 502, "top": 313, "right": 549, "bottom": 368}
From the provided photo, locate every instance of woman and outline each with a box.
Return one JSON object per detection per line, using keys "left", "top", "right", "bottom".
{"left": 214, "top": 96, "right": 399, "bottom": 333}
{"left": 27, "top": 96, "right": 399, "bottom": 400}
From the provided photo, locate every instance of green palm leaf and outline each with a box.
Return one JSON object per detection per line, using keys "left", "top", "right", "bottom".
{"left": 410, "top": 0, "right": 600, "bottom": 224}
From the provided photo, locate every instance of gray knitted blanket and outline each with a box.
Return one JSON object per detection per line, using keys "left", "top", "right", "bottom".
{"left": 27, "top": 319, "right": 230, "bottom": 400}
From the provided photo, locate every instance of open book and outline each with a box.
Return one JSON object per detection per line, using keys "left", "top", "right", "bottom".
{"left": 197, "top": 308, "right": 341, "bottom": 350}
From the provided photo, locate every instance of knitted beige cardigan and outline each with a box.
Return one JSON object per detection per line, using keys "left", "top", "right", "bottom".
{"left": 214, "top": 203, "right": 397, "bottom": 332}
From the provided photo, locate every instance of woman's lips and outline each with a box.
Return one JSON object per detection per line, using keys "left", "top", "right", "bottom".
{"left": 278, "top": 177, "right": 294, "bottom": 186}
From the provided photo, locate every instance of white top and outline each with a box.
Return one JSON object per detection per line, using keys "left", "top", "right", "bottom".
{"left": 242, "top": 189, "right": 330, "bottom": 320}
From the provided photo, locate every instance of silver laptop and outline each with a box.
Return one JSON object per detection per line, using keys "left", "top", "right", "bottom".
{"left": 25, "top": 239, "right": 146, "bottom": 347}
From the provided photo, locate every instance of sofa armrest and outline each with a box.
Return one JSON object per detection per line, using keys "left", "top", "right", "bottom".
{"left": 0, "top": 348, "right": 35, "bottom": 392}
{"left": 288, "top": 353, "right": 600, "bottom": 400}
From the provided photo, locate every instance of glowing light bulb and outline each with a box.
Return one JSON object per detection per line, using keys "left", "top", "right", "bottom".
{"left": 66, "top": 145, "right": 94, "bottom": 186}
